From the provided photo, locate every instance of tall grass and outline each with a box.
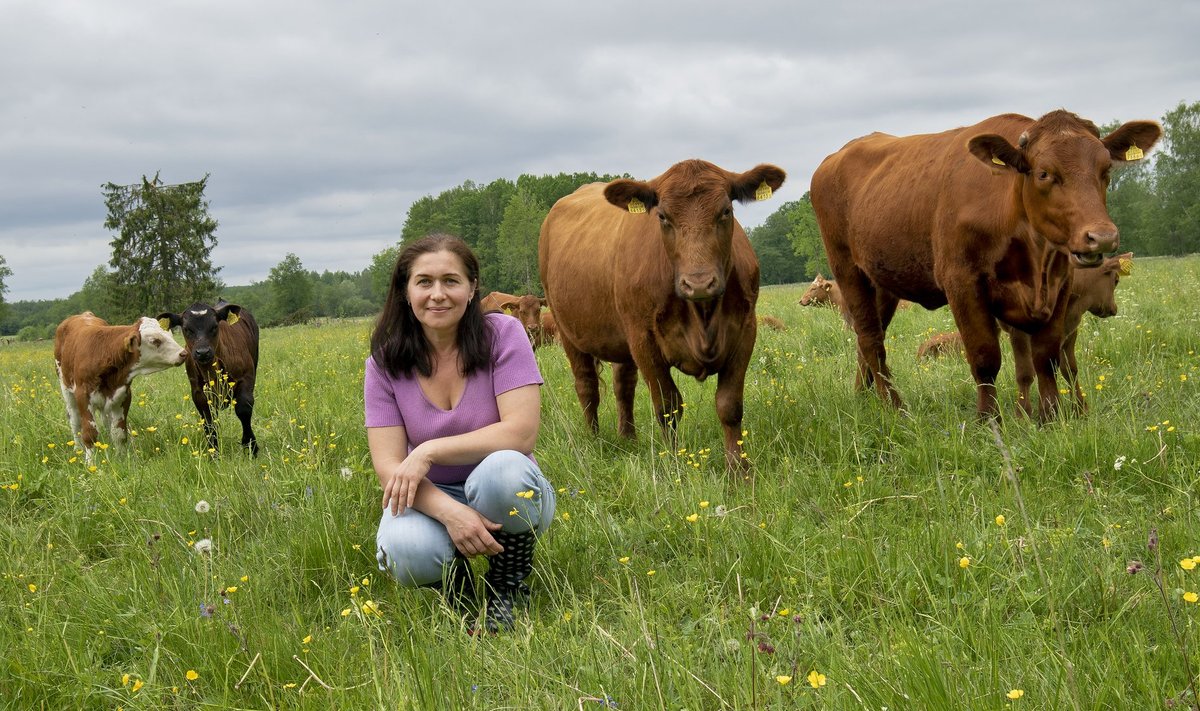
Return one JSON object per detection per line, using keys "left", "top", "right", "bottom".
{"left": 2, "top": 256, "right": 1198, "bottom": 710}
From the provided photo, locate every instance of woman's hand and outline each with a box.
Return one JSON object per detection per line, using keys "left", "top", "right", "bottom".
{"left": 381, "top": 447, "right": 433, "bottom": 516}
{"left": 441, "top": 504, "right": 504, "bottom": 558}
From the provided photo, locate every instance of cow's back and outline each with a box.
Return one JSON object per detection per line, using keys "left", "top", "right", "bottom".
{"left": 812, "top": 116, "right": 1032, "bottom": 305}
{"left": 217, "top": 310, "right": 260, "bottom": 376}
{"left": 540, "top": 182, "right": 655, "bottom": 361}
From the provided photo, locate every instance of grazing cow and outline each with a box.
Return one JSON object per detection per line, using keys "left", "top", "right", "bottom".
{"left": 484, "top": 292, "right": 552, "bottom": 349}
{"left": 798, "top": 274, "right": 841, "bottom": 307}
{"left": 157, "top": 302, "right": 260, "bottom": 455}
{"left": 758, "top": 315, "right": 788, "bottom": 331}
{"left": 539, "top": 159, "right": 786, "bottom": 474}
{"left": 479, "top": 291, "right": 518, "bottom": 313}
{"left": 53, "top": 312, "right": 187, "bottom": 463}
{"left": 917, "top": 331, "right": 965, "bottom": 360}
{"left": 811, "top": 110, "right": 1160, "bottom": 419}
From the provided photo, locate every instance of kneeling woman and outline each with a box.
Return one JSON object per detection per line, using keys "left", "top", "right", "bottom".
{"left": 365, "top": 233, "right": 554, "bottom": 631}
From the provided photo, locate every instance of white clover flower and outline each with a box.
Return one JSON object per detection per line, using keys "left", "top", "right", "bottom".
{"left": 195, "top": 500, "right": 211, "bottom": 514}
{"left": 194, "top": 538, "right": 213, "bottom": 555}
{"left": 1114, "top": 455, "right": 1127, "bottom": 471}
{"left": 340, "top": 467, "right": 353, "bottom": 481}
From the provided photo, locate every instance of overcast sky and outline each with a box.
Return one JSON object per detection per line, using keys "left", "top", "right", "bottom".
{"left": 3, "top": 1, "right": 1198, "bottom": 302}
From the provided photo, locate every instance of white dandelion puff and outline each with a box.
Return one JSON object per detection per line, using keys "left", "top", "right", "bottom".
{"left": 194, "top": 538, "right": 213, "bottom": 555}
{"left": 194, "top": 500, "right": 211, "bottom": 514}
{"left": 340, "top": 467, "right": 353, "bottom": 481}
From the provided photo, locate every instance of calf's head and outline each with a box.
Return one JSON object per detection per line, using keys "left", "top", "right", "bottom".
{"left": 132, "top": 317, "right": 189, "bottom": 373}
{"left": 158, "top": 302, "right": 245, "bottom": 366}
{"left": 604, "top": 160, "right": 785, "bottom": 301}
{"left": 495, "top": 294, "right": 547, "bottom": 338}
{"left": 1072, "top": 252, "right": 1132, "bottom": 319}
{"left": 967, "top": 111, "right": 1160, "bottom": 266}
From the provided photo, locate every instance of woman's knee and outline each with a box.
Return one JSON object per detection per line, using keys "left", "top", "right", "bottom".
{"left": 465, "top": 450, "right": 555, "bottom": 534}
{"left": 375, "top": 514, "right": 455, "bottom": 586}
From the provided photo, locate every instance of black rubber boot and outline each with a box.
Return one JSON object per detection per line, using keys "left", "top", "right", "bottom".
{"left": 483, "top": 530, "right": 536, "bottom": 632}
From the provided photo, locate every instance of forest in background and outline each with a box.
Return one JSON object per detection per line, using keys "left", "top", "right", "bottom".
{"left": 2, "top": 100, "right": 1198, "bottom": 339}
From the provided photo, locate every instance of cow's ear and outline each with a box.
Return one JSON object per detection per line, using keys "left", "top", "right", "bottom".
{"left": 125, "top": 331, "right": 140, "bottom": 353}
{"left": 157, "top": 312, "right": 180, "bottom": 330}
{"left": 1104, "top": 121, "right": 1162, "bottom": 163}
{"left": 217, "top": 303, "right": 242, "bottom": 326}
{"left": 604, "top": 179, "right": 658, "bottom": 214}
{"left": 729, "top": 164, "right": 786, "bottom": 204}
{"left": 497, "top": 298, "right": 518, "bottom": 312}
{"left": 968, "top": 135, "right": 1030, "bottom": 174}
{"left": 539, "top": 298, "right": 547, "bottom": 308}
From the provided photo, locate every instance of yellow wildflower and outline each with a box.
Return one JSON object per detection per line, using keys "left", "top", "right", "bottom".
{"left": 186, "top": 670, "right": 199, "bottom": 681}
{"left": 807, "top": 670, "right": 826, "bottom": 688}
{"left": 776, "top": 675, "right": 792, "bottom": 685}
{"left": 1006, "top": 689, "right": 1025, "bottom": 699}
{"left": 1184, "top": 591, "right": 1199, "bottom": 604}
{"left": 959, "top": 557, "right": 970, "bottom": 569}
{"left": 995, "top": 515, "right": 1006, "bottom": 526}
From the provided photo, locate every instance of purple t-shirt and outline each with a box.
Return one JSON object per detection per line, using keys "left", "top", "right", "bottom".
{"left": 364, "top": 312, "right": 543, "bottom": 484}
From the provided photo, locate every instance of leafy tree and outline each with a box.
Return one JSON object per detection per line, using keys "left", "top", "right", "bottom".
{"left": 1149, "top": 100, "right": 1200, "bottom": 256}
{"left": 102, "top": 173, "right": 221, "bottom": 321}
{"left": 785, "top": 193, "right": 830, "bottom": 278}
{"left": 268, "top": 253, "right": 315, "bottom": 323}
{"left": 0, "top": 255, "right": 11, "bottom": 323}
{"left": 366, "top": 244, "right": 400, "bottom": 304}
{"left": 748, "top": 201, "right": 805, "bottom": 285}
{"left": 494, "top": 188, "right": 547, "bottom": 293}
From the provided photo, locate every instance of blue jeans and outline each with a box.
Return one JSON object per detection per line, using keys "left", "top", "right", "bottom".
{"left": 375, "top": 450, "right": 556, "bottom": 586}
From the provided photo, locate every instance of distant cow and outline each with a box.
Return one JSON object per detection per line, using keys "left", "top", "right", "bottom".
{"left": 758, "top": 315, "right": 788, "bottom": 331}
{"left": 811, "top": 110, "right": 1160, "bottom": 419}
{"left": 481, "top": 291, "right": 554, "bottom": 349}
{"left": 798, "top": 274, "right": 851, "bottom": 326}
{"left": 917, "top": 331, "right": 965, "bottom": 360}
{"left": 540, "top": 310, "right": 558, "bottom": 344}
{"left": 157, "top": 302, "right": 260, "bottom": 455}
{"left": 54, "top": 312, "right": 187, "bottom": 463}
{"left": 540, "top": 159, "right": 786, "bottom": 474}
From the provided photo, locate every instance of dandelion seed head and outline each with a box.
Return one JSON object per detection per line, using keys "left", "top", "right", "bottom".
{"left": 194, "top": 500, "right": 210, "bottom": 514}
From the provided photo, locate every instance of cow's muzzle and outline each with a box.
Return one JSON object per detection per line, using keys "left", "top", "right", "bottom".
{"left": 678, "top": 272, "right": 723, "bottom": 301}
{"left": 193, "top": 348, "right": 215, "bottom": 365}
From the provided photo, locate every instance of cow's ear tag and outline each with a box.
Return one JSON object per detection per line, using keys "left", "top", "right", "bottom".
{"left": 1124, "top": 145, "right": 1144, "bottom": 161}
{"left": 1118, "top": 257, "right": 1133, "bottom": 276}
{"left": 627, "top": 197, "right": 646, "bottom": 214}
{"left": 755, "top": 181, "right": 773, "bottom": 201}
{"left": 226, "top": 312, "right": 240, "bottom": 326}
{"left": 158, "top": 317, "right": 171, "bottom": 330}
{"left": 991, "top": 156, "right": 1006, "bottom": 166}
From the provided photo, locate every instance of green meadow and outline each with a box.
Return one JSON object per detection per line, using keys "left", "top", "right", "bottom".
{"left": 2, "top": 255, "right": 1199, "bottom": 710}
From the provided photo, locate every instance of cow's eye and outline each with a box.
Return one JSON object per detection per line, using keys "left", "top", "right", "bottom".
{"left": 1037, "top": 171, "right": 1052, "bottom": 182}
{"left": 657, "top": 212, "right": 671, "bottom": 226}
{"left": 720, "top": 207, "right": 732, "bottom": 219}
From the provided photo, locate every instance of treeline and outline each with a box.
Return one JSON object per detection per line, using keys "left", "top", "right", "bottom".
{"left": 3, "top": 100, "right": 1197, "bottom": 338}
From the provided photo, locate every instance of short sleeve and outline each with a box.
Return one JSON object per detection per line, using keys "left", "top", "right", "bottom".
{"left": 489, "top": 314, "right": 544, "bottom": 396}
{"left": 364, "top": 356, "right": 406, "bottom": 428}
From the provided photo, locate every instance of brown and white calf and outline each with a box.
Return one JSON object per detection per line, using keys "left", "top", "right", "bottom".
{"left": 54, "top": 312, "right": 187, "bottom": 463}
{"left": 158, "top": 301, "right": 260, "bottom": 455}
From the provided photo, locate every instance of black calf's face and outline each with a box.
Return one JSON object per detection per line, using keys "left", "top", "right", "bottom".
{"left": 157, "top": 303, "right": 242, "bottom": 365}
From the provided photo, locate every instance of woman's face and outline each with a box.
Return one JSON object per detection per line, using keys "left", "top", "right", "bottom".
{"left": 406, "top": 250, "right": 475, "bottom": 337}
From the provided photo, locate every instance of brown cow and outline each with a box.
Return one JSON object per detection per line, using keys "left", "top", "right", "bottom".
{"left": 758, "top": 315, "right": 788, "bottom": 331}
{"left": 798, "top": 274, "right": 852, "bottom": 326}
{"left": 481, "top": 291, "right": 554, "bottom": 349}
{"left": 811, "top": 110, "right": 1160, "bottom": 419}
{"left": 539, "top": 159, "right": 785, "bottom": 474}
{"left": 917, "top": 331, "right": 965, "bottom": 360}
{"left": 54, "top": 312, "right": 188, "bottom": 463}
{"left": 540, "top": 310, "right": 558, "bottom": 344}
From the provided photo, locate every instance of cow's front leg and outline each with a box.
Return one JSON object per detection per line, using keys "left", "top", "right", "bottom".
{"left": 233, "top": 383, "right": 259, "bottom": 456}
{"left": 1008, "top": 329, "right": 1036, "bottom": 418}
{"left": 1059, "top": 331, "right": 1088, "bottom": 414}
{"left": 560, "top": 337, "right": 601, "bottom": 434}
{"left": 716, "top": 327, "right": 755, "bottom": 478}
{"left": 948, "top": 297, "right": 1002, "bottom": 419}
{"left": 1030, "top": 326, "right": 1065, "bottom": 422}
{"left": 191, "top": 386, "right": 219, "bottom": 453}
{"left": 105, "top": 387, "right": 133, "bottom": 449}
{"left": 629, "top": 341, "right": 682, "bottom": 449}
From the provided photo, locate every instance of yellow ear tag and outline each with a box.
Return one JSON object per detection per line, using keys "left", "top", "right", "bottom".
{"left": 627, "top": 197, "right": 646, "bottom": 214}
{"left": 755, "top": 182, "right": 773, "bottom": 201}
{"left": 991, "top": 156, "right": 1006, "bottom": 166}
{"left": 158, "top": 317, "right": 171, "bottom": 330}
{"left": 1124, "top": 145, "right": 1144, "bottom": 161}
{"left": 226, "top": 312, "right": 240, "bottom": 326}
{"left": 1118, "top": 258, "right": 1133, "bottom": 276}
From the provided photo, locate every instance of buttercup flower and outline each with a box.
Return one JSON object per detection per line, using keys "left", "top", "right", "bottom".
{"left": 1182, "top": 559, "right": 1197, "bottom": 571}
{"left": 995, "top": 515, "right": 1006, "bottom": 526}
{"left": 1184, "top": 591, "right": 1198, "bottom": 603}
{"left": 775, "top": 675, "right": 792, "bottom": 685}
{"left": 807, "top": 670, "right": 826, "bottom": 688}
{"left": 1006, "top": 689, "right": 1025, "bottom": 699}
{"left": 186, "top": 670, "right": 199, "bottom": 681}
{"left": 959, "top": 557, "right": 970, "bottom": 569}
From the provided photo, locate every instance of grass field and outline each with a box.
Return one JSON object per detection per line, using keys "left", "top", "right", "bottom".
{"left": 2, "top": 255, "right": 1199, "bottom": 710}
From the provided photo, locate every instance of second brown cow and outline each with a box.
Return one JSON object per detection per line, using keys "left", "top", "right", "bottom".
{"left": 539, "top": 159, "right": 785, "bottom": 474}
{"left": 812, "top": 110, "right": 1160, "bottom": 419}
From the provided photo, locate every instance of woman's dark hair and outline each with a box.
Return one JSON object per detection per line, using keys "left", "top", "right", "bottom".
{"left": 370, "top": 233, "right": 491, "bottom": 378}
